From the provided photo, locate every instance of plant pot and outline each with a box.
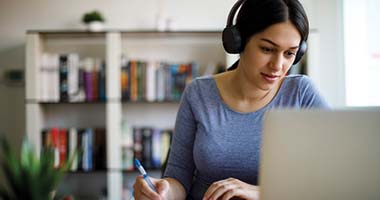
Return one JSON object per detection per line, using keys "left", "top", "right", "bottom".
{"left": 86, "top": 21, "right": 104, "bottom": 32}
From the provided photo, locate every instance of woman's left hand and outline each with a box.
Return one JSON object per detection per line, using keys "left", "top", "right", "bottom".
{"left": 202, "top": 178, "right": 259, "bottom": 200}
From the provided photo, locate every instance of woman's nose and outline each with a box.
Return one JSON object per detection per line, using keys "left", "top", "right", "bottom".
{"left": 269, "top": 54, "right": 284, "bottom": 71}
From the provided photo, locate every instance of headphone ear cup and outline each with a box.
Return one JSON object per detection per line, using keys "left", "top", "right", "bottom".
{"left": 293, "top": 41, "right": 307, "bottom": 65}
{"left": 222, "top": 26, "right": 242, "bottom": 54}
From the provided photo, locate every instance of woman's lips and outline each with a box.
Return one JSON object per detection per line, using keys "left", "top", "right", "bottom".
{"left": 261, "top": 72, "right": 280, "bottom": 83}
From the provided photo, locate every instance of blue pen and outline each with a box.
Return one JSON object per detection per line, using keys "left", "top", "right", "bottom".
{"left": 134, "top": 159, "right": 158, "bottom": 193}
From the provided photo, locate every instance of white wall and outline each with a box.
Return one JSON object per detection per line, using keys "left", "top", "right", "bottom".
{"left": 312, "top": 0, "right": 346, "bottom": 107}
{"left": 0, "top": 0, "right": 344, "bottom": 147}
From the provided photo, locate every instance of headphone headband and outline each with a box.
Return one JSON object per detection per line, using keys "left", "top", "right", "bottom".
{"left": 226, "top": 0, "right": 247, "bottom": 28}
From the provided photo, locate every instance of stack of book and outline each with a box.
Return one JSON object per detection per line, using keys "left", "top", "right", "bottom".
{"left": 41, "top": 127, "right": 107, "bottom": 172}
{"left": 120, "top": 58, "right": 198, "bottom": 102}
{"left": 121, "top": 123, "right": 172, "bottom": 171}
{"left": 40, "top": 53, "right": 106, "bottom": 102}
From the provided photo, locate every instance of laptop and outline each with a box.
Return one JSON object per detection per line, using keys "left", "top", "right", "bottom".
{"left": 259, "top": 109, "right": 380, "bottom": 200}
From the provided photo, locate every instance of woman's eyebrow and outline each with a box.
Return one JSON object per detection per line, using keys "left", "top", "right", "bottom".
{"left": 260, "top": 38, "right": 299, "bottom": 49}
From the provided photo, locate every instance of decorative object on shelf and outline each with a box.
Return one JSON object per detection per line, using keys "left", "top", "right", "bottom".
{"left": 155, "top": 0, "right": 176, "bottom": 31}
{"left": 81, "top": 10, "right": 105, "bottom": 32}
{"left": 1, "top": 69, "right": 24, "bottom": 87}
{"left": 0, "top": 136, "right": 75, "bottom": 200}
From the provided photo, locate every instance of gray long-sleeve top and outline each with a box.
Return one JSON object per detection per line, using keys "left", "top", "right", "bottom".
{"left": 163, "top": 74, "right": 329, "bottom": 199}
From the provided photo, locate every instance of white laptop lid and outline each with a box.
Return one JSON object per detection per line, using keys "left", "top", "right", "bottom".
{"left": 260, "top": 109, "right": 380, "bottom": 200}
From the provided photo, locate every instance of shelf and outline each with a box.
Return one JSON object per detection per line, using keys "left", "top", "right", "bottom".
{"left": 121, "top": 100, "right": 180, "bottom": 104}
{"left": 25, "top": 99, "right": 122, "bottom": 104}
{"left": 25, "top": 100, "right": 109, "bottom": 104}
{"left": 27, "top": 29, "right": 222, "bottom": 34}
{"left": 66, "top": 168, "right": 163, "bottom": 173}
{"left": 26, "top": 30, "right": 222, "bottom": 41}
{"left": 26, "top": 30, "right": 226, "bottom": 200}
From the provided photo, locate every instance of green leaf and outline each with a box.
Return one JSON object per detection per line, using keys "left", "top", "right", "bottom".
{"left": 20, "top": 138, "right": 32, "bottom": 168}
{"left": 1, "top": 138, "right": 22, "bottom": 198}
{"left": 0, "top": 136, "right": 68, "bottom": 200}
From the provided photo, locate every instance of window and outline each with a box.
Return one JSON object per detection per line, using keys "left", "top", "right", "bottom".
{"left": 344, "top": 0, "right": 380, "bottom": 106}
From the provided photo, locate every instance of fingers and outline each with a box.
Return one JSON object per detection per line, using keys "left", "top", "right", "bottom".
{"left": 133, "top": 175, "right": 161, "bottom": 200}
{"left": 203, "top": 178, "right": 237, "bottom": 200}
{"left": 203, "top": 178, "right": 259, "bottom": 200}
{"left": 155, "top": 179, "right": 170, "bottom": 196}
{"left": 220, "top": 190, "right": 237, "bottom": 200}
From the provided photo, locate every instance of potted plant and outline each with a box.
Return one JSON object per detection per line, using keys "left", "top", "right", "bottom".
{"left": 0, "top": 137, "right": 75, "bottom": 200}
{"left": 82, "top": 10, "right": 105, "bottom": 32}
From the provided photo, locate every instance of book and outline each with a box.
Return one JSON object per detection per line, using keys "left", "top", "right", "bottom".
{"left": 41, "top": 129, "right": 53, "bottom": 150}
{"left": 68, "top": 128, "right": 78, "bottom": 171}
{"left": 121, "top": 120, "right": 134, "bottom": 171}
{"left": 59, "top": 55, "right": 69, "bottom": 102}
{"left": 98, "top": 61, "right": 106, "bottom": 101}
{"left": 161, "top": 129, "right": 173, "bottom": 165}
{"left": 92, "top": 59, "right": 101, "bottom": 101}
{"left": 58, "top": 128, "right": 68, "bottom": 168}
{"left": 82, "top": 128, "right": 93, "bottom": 171}
{"left": 50, "top": 128, "right": 60, "bottom": 168}
{"left": 141, "top": 127, "right": 153, "bottom": 168}
{"left": 121, "top": 59, "right": 131, "bottom": 101}
{"left": 93, "top": 128, "right": 107, "bottom": 170}
{"left": 146, "top": 61, "right": 157, "bottom": 102}
{"left": 156, "top": 62, "right": 166, "bottom": 101}
{"left": 151, "top": 128, "right": 162, "bottom": 168}
{"left": 130, "top": 60, "right": 138, "bottom": 101}
{"left": 67, "top": 54, "right": 80, "bottom": 102}
{"left": 40, "top": 53, "right": 59, "bottom": 102}
{"left": 83, "top": 58, "right": 95, "bottom": 102}
{"left": 133, "top": 127, "right": 143, "bottom": 166}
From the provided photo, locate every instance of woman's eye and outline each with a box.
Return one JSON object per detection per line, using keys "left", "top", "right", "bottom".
{"left": 260, "top": 46, "right": 273, "bottom": 53}
{"left": 286, "top": 51, "right": 296, "bottom": 57}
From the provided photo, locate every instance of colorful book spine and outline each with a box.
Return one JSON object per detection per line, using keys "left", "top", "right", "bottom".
{"left": 98, "top": 61, "right": 106, "bottom": 101}
{"left": 161, "top": 129, "right": 172, "bottom": 165}
{"left": 69, "top": 128, "right": 78, "bottom": 171}
{"left": 121, "top": 61, "right": 130, "bottom": 100}
{"left": 82, "top": 128, "right": 93, "bottom": 171}
{"left": 142, "top": 127, "right": 153, "bottom": 168}
{"left": 58, "top": 128, "right": 68, "bottom": 168}
{"left": 120, "top": 57, "right": 200, "bottom": 102}
{"left": 41, "top": 129, "right": 52, "bottom": 149}
{"left": 41, "top": 127, "right": 107, "bottom": 172}
{"left": 133, "top": 127, "right": 143, "bottom": 164}
{"left": 152, "top": 128, "right": 162, "bottom": 168}
{"left": 128, "top": 126, "right": 173, "bottom": 169}
{"left": 146, "top": 61, "right": 157, "bottom": 102}
{"left": 83, "top": 58, "right": 94, "bottom": 102}
{"left": 130, "top": 60, "right": 138, "bottom": 101}
{"left": 92, "top": 59, "right": 100, "bottom": 101}
{"left": 50, "top": 128, "right": 60, "bottom": 168}
{"left": 121, "top": 120, "right": 134, "bottom": 171}
{"left": 59, "top": 55, "right": 69, "bottom": 102}
{"left": 67, "top": 54, "right": 80, "bottom": 102}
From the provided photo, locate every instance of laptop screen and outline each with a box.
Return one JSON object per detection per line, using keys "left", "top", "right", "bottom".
{"left": 259, "top": 109, "right": 380, "bottom": 200}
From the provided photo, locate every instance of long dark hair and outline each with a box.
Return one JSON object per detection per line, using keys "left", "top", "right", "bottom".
{"left": 228, "top": 0, "right": 309, "bottom": 70}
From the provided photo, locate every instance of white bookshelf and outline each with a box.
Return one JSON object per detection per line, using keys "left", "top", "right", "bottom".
{"left": 25, "top": 30, "right": 225, "bottom": 199}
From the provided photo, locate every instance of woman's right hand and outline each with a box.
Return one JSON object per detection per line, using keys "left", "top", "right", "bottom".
{"left": 133, "top": 176, "right": 170, "bottom": 200}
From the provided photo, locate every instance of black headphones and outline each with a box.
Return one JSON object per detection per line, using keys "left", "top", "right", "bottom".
{"left": 222, "top": 0, "right": 307, "bottom": 65}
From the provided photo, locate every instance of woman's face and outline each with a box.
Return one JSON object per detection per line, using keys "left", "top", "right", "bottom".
{"left": 239, "top": 20, "right": 302, "bottom": 91}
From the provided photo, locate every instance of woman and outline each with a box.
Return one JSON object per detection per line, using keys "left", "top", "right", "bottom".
{"left": 133, "top": 0, "right": 329, "bottom": 199}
